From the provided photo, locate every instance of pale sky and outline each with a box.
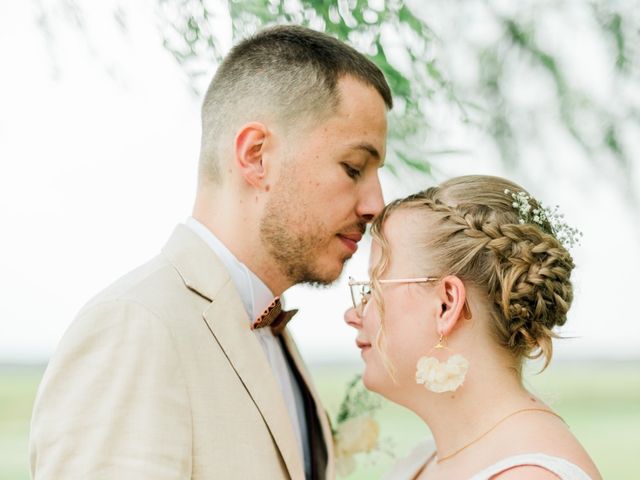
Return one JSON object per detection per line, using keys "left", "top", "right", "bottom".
{"left": 1, "top": 1, "right": 639, "bottom": 364}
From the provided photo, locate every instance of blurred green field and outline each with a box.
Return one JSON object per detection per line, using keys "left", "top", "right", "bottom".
{"left": 2, "top": 361, "right": 638, "bottom": 479}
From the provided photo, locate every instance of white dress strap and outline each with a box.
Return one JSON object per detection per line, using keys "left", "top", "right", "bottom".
{"left": 470, "top": 453, "right": 593, "bottom": 480}
{"left": 383, "top": 439, "right": 594, "bottom": 480}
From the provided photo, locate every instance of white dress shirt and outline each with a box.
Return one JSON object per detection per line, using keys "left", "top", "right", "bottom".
{"left": 185, "top": 217, "right": 311, "bottom": 477}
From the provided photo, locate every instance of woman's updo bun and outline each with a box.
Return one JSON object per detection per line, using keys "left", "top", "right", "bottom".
{"left": 370, "top": 175, "right": 576, "bottom": 370}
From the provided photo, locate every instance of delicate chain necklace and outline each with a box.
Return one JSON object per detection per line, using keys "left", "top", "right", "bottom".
{"left": 436, "top": 407, "right": 565, "bottom": 464}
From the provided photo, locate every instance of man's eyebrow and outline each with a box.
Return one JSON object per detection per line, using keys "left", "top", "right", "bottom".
{"left": 349, "top": 142, "right": 384, "bottom": 166}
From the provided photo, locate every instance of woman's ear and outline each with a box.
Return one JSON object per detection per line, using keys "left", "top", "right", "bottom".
{"left": 234, "top": 122, "right": 269, "bottom": 188}
{"left": 435, "top": 275, "right": 467, "bottom": 337}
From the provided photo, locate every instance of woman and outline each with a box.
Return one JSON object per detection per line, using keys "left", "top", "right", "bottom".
{"left": 344, "top": 175, "right": 601, "bottom": 479}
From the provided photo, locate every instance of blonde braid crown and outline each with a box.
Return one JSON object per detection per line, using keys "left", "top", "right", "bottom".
{"left": 370, "top": 175, "right": 575, "bottom": 371}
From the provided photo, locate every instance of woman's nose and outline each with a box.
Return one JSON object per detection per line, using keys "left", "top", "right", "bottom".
{"left": 344, "top": 306, "right": 363, "bottom": 329}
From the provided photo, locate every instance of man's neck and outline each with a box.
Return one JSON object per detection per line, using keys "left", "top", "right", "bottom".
{"left": 191, "top": 201, "right": 291, "bottom": 296}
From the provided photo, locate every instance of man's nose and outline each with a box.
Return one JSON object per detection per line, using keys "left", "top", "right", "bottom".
{"left": 356, "top": 172, "right": 384, "bottom": 222}
{"left": 344, "top": 307, "right": 363, "bottom": 329}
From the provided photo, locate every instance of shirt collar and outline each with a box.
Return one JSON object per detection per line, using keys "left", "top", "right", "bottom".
{"left": 184, "top": 217, "right": 274, "bottom": 321}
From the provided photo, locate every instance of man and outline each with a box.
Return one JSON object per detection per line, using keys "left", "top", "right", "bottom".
{"left": 29, "top": 25, "right": 391, "bottom": 479}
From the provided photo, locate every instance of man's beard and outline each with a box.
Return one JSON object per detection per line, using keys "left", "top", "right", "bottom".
{"left": 259, "top": 190, "right": 351, "bottom": 287}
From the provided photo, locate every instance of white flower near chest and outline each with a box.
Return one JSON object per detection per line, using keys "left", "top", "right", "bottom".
{"left": 334, "top": 415, "right": 380, "bottom": 456}
{"left": 334, "top": 415, "right": 380, "bottom": 475}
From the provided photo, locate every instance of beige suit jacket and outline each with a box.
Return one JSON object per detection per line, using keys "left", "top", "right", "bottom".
{"left": 29, "top": 225, "right": 335, "bottom": 479}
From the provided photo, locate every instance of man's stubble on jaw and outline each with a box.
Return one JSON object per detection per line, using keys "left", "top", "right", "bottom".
{"left": 260, "top": 189, "right": 337, "bottom": 287}
{"left": 259, "top": 178, "right": 367, "bottom": 287}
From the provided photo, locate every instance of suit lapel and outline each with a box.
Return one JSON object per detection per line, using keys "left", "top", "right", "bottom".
{"left": 282, "top": 331, "right": 336, "bottom": 480}
{"left": 162, "top": 225, "right": 305, "bottom": 480}
{"left": 203, "top": 291, "right": 305, "bottom": 479}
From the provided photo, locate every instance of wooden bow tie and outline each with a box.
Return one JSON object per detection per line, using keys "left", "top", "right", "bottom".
{"left": 251, "top": 297, "right": 298, "bottom": 335}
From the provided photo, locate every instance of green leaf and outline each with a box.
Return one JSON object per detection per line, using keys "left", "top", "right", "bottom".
{"left": 396, "top": 151, "right": 431, "bottom": 175}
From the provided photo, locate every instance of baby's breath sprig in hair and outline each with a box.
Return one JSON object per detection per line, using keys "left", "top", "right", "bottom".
{"left": 504, "top": 189, "right": 583, "bottom": 249}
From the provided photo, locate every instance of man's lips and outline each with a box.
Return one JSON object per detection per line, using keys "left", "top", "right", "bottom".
{"left": 340, "top": 232, "right": 363, "bottom": 243}
{"left": 338, "top": 232, "right": 363, "bottom": 253}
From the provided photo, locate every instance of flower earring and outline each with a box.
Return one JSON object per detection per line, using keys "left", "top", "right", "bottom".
{"left": 415, "top": 335, "right": 469, "bottom": 393}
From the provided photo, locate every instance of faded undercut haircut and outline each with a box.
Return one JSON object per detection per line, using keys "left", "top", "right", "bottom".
{"left": 198, "top": 25, "right": 393, "bottom": 182}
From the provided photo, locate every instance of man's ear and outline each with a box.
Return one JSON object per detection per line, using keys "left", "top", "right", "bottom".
{"left": 234, "top": 122, "right": 269, "bottom": 188}
{"left": 435, "top": 275, "right": 467, "bottom": 337}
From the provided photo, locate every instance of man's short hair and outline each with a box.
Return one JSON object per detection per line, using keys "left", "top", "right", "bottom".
{"left": 198, "top": 25, "right": 393, "bottom": 182}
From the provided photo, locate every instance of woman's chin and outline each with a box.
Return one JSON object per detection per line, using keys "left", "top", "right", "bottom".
{"left": 361, "top": 369, "right": 385, "bottom": 396}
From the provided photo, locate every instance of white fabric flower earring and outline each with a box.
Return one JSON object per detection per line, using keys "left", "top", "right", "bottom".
{"left": 415, "top": 335, "right": 469, "bottom": 393}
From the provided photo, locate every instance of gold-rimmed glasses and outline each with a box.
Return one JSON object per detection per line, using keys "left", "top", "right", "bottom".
{"left": 348, "top": 276, "right": 440, "bottom": 316}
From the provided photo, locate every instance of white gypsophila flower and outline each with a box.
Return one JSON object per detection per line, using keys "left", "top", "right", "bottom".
{"left": 504, "top": 189, "right": 583, "bottom": 249}
{"left": 334, "top": 416, "right": 380, "bottom": 457}
{"left": 415, "top": 354, "right": 469, "bottom": 393}
{"left": 335, "top": 454, "right": 357, "bottom": 477}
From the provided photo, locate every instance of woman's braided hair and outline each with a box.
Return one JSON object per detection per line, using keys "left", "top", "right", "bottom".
{"left": 370, "top": 175, "right": 575, "bottom": 371}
